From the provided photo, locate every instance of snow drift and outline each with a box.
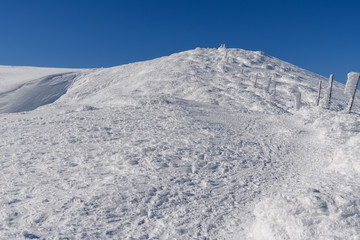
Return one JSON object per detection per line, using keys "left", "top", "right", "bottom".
{"left": 0, "top": 73, "right": 79, "bottom": 113}
{"left": 0, "top": 66, "right": 85, "bottom": 113}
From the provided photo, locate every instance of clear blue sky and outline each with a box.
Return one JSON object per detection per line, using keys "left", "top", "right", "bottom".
{"left": 1, "top": 0, "right": 359, "bottom": 84}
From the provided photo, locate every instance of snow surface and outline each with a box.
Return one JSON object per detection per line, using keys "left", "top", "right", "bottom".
{"left": 1, "top": 48, "right": 360, "bottom": 239}
{"left": 344, "top": 72, "right": 360, "bottom": 95}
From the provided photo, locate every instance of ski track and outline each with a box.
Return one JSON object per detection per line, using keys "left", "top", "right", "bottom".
{"left": 1, "top": 48, "right": 360, "bottom": 239}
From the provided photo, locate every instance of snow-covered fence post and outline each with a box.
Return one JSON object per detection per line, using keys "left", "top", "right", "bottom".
{"left": 344, "top": 72, "right": 360, "bottom": 113}
{"left": 218, "top": 44, "right": 228, "bottom": 63}
{"left": 265, "top": 77, "right": 272, "bottom": 93}
{"left": 316, "top": 80, "right": 322, "bottom": 106}
{"left": 218, "top": 44, "right": 226, "bottom": 49}
{"left": 253, "top": 74, "right": 258, "bottom": 88}
{"left": 324, "top": 74, "right": 334, "bottom": 109}
{"left": 224, "top": 49, "right": 228, "bottom": 63}
{"left": 293, "top": 88, "right": 301, "bottom": 110}
{"left": 270, "top": 82, "right": 277, "bottom": 101}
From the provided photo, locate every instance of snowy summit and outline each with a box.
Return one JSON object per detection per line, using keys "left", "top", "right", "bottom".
{"left": 1, "top": 47, "right": 360, "bottom": 239}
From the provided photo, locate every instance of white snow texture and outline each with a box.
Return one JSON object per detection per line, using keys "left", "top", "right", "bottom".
{"left": 1, "top": 48, "right": 360, "bottom": 239}
{"left": 344, "top": 72, "right": 360, "bottom": 95}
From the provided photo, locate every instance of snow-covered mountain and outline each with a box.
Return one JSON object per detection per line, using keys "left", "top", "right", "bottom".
{"left": 1, "top": 48, "right": 360, "bottom": 239}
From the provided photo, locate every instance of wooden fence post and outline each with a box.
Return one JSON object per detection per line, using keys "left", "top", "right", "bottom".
{"left": 325, "top": 74, "right": 334, "bottom": 109}
{"left": 253, "top": 74, "right": 258, "bottom": 88}
{"left": 294, "top": 89, "right": 301, "bottom": 110}
{"left": 265, "top": 77, "right": 272, "bottom": 93}
{"left": 347, "top": 75, "right": 360, "bottom": 113}
{"left": 316, "top": 80, "right": 322, "bottom": 106}
{"left": 270, "top": 82, "right": 277, "bottom": 101}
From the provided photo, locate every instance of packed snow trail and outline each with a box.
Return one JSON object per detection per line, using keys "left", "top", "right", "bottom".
{"left": 1, "top": 48, "right": 360, "bottom": 239}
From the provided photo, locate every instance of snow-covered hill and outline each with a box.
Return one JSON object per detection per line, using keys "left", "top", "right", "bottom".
{"left": 1, "top": 48, "right": 360, "bottom": 239}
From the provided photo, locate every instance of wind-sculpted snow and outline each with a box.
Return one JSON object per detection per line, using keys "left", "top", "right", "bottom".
{"left": 0, "top": 66, "right": 86, "bottom": 113}
{"left": 344, "top": 72, "right": 360, "bottom": 95}
{"left": 0, "top": 73, "right": 79, "bottom": 113}
{"left": 1, "top": 48, "right": 360, "bottom": 239}
{"left": 0, "top": 66, "right": 82, "bottom": 92}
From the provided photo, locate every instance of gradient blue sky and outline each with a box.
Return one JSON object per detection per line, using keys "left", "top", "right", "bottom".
{"left": 1, "top": 0, "right": 359, "bottom": 84}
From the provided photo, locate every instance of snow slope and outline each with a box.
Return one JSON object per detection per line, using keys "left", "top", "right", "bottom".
{"left": 1, "top": 48, "right": 360, "bottom": 239}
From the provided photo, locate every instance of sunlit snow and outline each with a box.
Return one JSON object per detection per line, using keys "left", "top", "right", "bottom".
{"left": 1, "top": 48, "right": 360, "bottom": 239}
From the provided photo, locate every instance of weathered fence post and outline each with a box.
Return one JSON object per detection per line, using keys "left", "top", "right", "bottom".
{"left": 253, "top": 74, "right": 258, "bottom": 88}
{"left": 345, "top": 73, "right": 360, "bottom": 113}
{"left": 325, "top": 74, "right": 334, "bottom": 109}
{"left": 270, "top": 82, "right": 277, "bottom": 101}
{"left": 224, "top": 49, "right": 228, "bottom": 63}
{"left": 265, "top": 77, "right": 272, "bottom": 93}
{"left": 316, "top": 80, "right": 322, "bottom": 106}
{"left": 294, "top": 88, "right": 301, "bottom": 110}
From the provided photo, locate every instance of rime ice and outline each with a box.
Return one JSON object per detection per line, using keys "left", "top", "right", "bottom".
{"left": 344, "top": 72, "right": 360, "bottom": 95}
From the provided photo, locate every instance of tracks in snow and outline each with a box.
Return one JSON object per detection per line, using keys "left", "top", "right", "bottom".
{"left": 0, "top": 99, "right": 324, "bottom": 239}
{"left": 4, "top": 100, "right": 355, "bottom": 240}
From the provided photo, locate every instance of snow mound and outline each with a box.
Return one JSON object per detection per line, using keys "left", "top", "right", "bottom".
{"left": 249, "top": 189, "right": 360, "bottom": 240}
{"left": 329, "top": 135, "right": 360, "bottom": 175}
{"left": 303, "top": 110, "right": 360, "bottom": 176}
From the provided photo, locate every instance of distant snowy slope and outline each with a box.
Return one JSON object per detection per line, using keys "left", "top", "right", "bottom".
{"left": 0, "top": 66, "right": 87, "bottom": 113}
{"left": 0, "top": 73, "right": 80, "bottom": 113}
{"left": 0, "top": 66, "right": 82, "bottom": 92}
